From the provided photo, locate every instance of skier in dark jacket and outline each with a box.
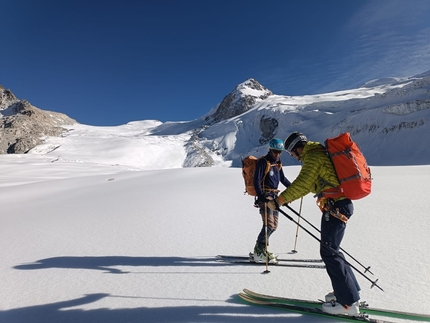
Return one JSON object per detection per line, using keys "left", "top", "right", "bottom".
{"left": 252, "top": 138, "right": 291, "bottom": 263}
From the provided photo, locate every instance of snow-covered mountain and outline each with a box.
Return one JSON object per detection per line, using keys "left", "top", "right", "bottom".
{"left": 2, "top": 70, "right": 430, "bottom": 168}
{"left": 196, "top": 71, "right": 430, "bottom": 167}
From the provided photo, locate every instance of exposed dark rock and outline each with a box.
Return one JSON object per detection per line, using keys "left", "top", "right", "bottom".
{"left": 259, "top": 116, "right": 279, "bottom": 144}
{"left": 0, "top": 87, "right": 77, "bottom": 154}
{"left": 209, "top": 78, "right": 272, "bottom": 123}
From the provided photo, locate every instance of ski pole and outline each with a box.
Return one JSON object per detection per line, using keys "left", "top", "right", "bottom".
{"left": 277, "top": 206, "right": 383, "bottom": 291}
{"left": 291, "top": 197, "right": 303, "bottom": 253}
{"left": 264, "top": 202, "right": 270, "bottom": 273}
{"left": 285, "top": 204, "right": 374, "bottom": 275}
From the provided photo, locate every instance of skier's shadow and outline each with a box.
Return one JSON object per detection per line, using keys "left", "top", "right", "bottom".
{"left": 0, "top": 293, "right": 309, "bottom": 323}
{"left": 13, "top": 256, "right": 245, "bottom": 274}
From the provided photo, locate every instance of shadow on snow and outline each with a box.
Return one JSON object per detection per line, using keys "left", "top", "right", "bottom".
{"left": 6, "top": 256, "right": 329, "bottom": 322}
{"left": 13, "top": 256, "right": 263, "bottom": 274}
{"left": 0, "top": 293, "right": 319, "bottom": 323}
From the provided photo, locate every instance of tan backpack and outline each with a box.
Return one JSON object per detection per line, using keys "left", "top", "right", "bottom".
{"left": 242, "top": 156, "right": 280, "bottom": 196}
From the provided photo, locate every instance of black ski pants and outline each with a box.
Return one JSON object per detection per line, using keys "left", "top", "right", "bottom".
{"left": 320, "top": 198, "right": 361, "bottom": 306}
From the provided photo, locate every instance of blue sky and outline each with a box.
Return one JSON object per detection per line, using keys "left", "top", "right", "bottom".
{"left": 2, "top": 0, "right": 430, "bottom": 126}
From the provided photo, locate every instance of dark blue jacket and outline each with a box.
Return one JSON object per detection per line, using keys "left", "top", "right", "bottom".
{"left": 253, "top": 152, "right": 291, "bottom": 197}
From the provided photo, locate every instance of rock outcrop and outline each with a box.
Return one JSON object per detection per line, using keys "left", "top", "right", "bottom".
{"left": 0, "top": 86, "right": 77, "bottom": 154}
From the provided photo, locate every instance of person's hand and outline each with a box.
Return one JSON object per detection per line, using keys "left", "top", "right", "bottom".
{"left": 257, "top": 194, "right": 269, "bottom": 203}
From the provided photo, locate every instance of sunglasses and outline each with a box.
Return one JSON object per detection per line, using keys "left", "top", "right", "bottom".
{"left": 271, "top": 149, "right": 282, "bottom": 155}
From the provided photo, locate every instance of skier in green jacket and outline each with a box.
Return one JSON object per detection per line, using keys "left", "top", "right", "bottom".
{"left": 268, "top": 131, "right": 361, "bottom": 316}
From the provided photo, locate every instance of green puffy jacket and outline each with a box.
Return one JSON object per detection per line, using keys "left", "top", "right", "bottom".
{"left": 278, "top": 141, "right": 340, "bottom": 203}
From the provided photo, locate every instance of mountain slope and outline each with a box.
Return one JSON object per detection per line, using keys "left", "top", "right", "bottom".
{"left": 3, "top": 71, "right": 430, "bottom": 167}
{"left": 196, "top": 71, "right": 430, "bottom": 166}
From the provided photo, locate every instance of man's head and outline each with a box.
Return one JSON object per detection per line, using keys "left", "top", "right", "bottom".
{"left": 268, "top": 138, "right": 284, "bottom": 159}
{"left": 284, "top": 132, "right": 307, "bottom": 159}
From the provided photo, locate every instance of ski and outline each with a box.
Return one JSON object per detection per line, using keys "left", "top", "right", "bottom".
{"left": 239, "top": 292, "right": 395, "bottom": 323}
{"left": 242, "top": 289, "right": 430, "bottom": 322}
{"left": 216, "top": 254, "right": 323, "bottom": 263}
{"left": 216, "top": 258, "right": 325, "bottom": 269}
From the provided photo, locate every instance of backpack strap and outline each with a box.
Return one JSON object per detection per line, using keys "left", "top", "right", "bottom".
{"left": 308, "top": 147, "right": 342, "bottom": 199}
{"left": 258, "top": 158, "right": 270, "bottom": 191}
{"left": 315, "top": 175, "right": 342, "bottom": 198}
{"left": 260, "top": 158, "right": 281, "bottom": 194}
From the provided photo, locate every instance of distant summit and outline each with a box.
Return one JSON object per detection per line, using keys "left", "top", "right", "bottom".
{"left": 0, "top": 85, "right": 19, "bottom": 110}
{"left": 208, "top": 78, "right": 272, "bottom": 123}
{"left": 0, "top": 86, "right": 77, "bottom": 153}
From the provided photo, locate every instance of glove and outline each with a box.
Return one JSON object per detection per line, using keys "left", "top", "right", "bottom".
{"left": 257, "top": 194, "right": 269, "bottom": 203}
{"left": 267, "top": 196, "right": 288, "bottom": 211}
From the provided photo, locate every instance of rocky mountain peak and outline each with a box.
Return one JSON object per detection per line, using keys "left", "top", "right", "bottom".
{"left": 236, "top": 78, "right": 272, "bottom": 93}
{"left": 208, "top": 78, "right": 273, "bottom": 123}
{"left": 0, "top": 87, "right": 77, "bottom": 154}
{"left": 0, "top": 85, "right": 19, "bottom": 111}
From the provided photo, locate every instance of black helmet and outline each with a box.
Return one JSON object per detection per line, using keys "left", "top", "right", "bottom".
{"left": 284, "top": 132, "right": 307, "bottom": 155}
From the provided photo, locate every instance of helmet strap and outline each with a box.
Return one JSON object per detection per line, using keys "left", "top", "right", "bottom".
{"left": 292, "top": 148, "right": 302, "bottom": 159}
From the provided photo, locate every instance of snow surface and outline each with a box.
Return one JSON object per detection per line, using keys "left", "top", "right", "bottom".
{"left": 1, "top": 122, "right": 430, "bottom": 323}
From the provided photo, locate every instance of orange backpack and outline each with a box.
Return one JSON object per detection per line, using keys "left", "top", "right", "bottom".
{"left": 242, "top": 156, "right": 281, "bottom": 196}
{"left": 323, "top": 132, "right": 372, "bottom": 200}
